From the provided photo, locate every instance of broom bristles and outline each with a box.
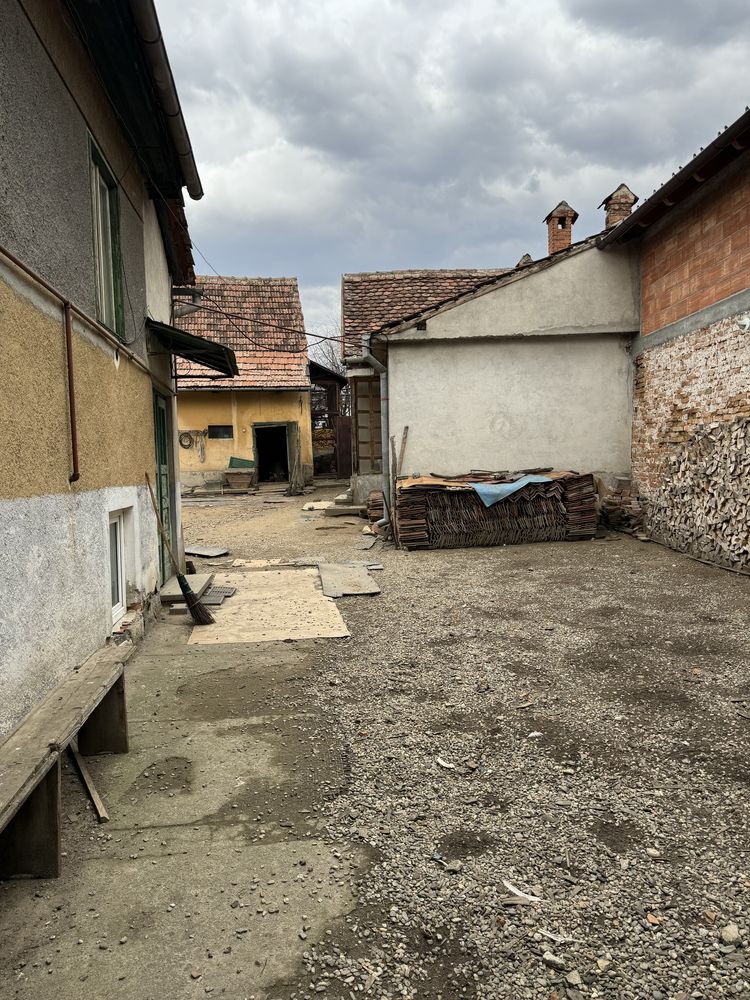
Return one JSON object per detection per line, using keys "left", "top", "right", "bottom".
{"left": 177, "top": 574, "right": 215, "bottom": 626}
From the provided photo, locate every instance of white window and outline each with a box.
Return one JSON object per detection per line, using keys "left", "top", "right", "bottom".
{"left": 109, "top": 512, "right": 126, "bottom": 624}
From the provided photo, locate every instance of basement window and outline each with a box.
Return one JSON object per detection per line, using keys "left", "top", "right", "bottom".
{"left": 207, "top": 425, "right": 233, "bottom": 439}
{"left": 109, "top": 512, "right": 126, "bottom": 624}
{"left": 90, "top": 140, "right": 123, "bottom": 338}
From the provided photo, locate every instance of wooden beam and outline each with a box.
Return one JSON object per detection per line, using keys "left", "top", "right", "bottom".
{"left": 68, "top": 745, "right": 109, "bottom": 823}
{"left": 0, "top": 760, "right": 61, "bottom": 879}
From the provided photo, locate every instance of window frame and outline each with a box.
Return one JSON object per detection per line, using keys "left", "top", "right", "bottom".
{"left": 207, "top": 424, "right": 234, "bottom": 440}
{"left": 89, "top": 139, "right": 125, "bottom": 339}
{"left": 109, "top": 511, "right": 126, "bottom": 625}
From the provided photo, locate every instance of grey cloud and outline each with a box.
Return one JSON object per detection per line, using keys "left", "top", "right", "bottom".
{"left": 157, "top": 0, "right": 750, "bottom": 329}
{"left": 562, "top": 0, "right": 750, "bottom": 46}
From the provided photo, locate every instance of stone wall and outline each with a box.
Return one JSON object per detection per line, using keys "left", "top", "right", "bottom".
{"left": 632, "top": 313, "right": 750, "bottom": 496}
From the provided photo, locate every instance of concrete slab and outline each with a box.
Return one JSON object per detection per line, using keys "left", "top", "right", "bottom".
{"left": 159, "top": 574, "right": 214, "bottom": 604}
{"left": 187, "top": 570, "right": 350, "bottom": 645}
{"left": 184, "top": 545, "right": 229, "bottom": 558}
{"left": 0, "top": 831, "right": 364, "bottom": 1000}
{"left": 318, "top": 563, "right": 381, "bottom": 598}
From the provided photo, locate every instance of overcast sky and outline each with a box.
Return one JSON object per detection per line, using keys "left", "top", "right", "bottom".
{"left": 158, "top": 0, "right": 750, "bottom": 333}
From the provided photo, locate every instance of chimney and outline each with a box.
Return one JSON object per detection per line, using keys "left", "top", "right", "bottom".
{"left": 599, "top": 183, "right": 638, "bottom": 229}
{"left": 543, "top": 201, "right": 578, "bottom": 255}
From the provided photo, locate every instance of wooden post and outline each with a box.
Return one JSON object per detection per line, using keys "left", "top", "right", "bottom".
{"left": 0, "top": 759, "right": 61, "bottom": 879}
{"left": 78, "top": 674, "right": 128, "bottom": 755}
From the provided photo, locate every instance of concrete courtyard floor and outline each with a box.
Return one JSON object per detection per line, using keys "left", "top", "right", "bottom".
{"left": 1, "top": 484, "right": 749, "bottom": 999}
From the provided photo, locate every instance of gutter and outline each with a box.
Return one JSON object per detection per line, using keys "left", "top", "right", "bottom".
{"left": 129, "top": 0, "right": 204, "bottom": 201}
{"left": 345, "top": 352, "right": 391, "bottom": 527}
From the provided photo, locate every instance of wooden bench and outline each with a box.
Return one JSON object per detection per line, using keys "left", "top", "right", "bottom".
{"left": 0, "top": 644, "right": 131, "bottom": 879}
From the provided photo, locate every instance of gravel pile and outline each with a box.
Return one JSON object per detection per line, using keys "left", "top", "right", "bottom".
{"left": 281, "top": 532, "right": 750, "bottom": 999}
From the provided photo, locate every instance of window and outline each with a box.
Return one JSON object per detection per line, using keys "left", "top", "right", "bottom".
{"left": 90, "top": 142, "right": 123, "bottom": 337}
{"left": 207, "top": 425, "right": 233, "bottom": 439}
{"left": 109, "top": 512, "right": 126, "bottom": 624}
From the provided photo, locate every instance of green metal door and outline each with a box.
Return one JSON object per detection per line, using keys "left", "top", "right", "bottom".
{"left": 153, "top": 392, "right": 173, "bottom": 583}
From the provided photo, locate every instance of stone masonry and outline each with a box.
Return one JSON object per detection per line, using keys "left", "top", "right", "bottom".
{"left": 632, "top": 312, "right": 750, "bottom": 496}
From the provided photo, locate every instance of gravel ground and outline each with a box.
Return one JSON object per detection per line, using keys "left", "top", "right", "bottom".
{"left": 184, "top": 487, "right": 750, "bottom": 1000}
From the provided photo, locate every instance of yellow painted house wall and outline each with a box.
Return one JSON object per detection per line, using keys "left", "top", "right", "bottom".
{"left": 1, "top": 271, "right": 156, "bottom": 503}
{"left": 177, "top": 390, "right": 313, "bottom": 481}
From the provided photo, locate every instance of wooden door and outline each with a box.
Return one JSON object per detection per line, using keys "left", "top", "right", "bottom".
{"left": 334, "top": 415, "right": 352, "bottom": 478}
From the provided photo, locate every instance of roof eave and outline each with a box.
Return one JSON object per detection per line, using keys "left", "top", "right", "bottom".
{"left": 599, "top": 109, "right": 750, "bottom": 247}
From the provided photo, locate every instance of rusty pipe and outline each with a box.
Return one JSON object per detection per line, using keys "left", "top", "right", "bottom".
{"left": 63, "top": 302, "right": 80, "bottom": 483}
{"left": 0, "top": 242, "right": 174, "bottom": 397}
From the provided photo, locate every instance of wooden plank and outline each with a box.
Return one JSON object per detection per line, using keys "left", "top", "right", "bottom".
{"left": 68, "top": 745, "right": 109, "bottom": 823}
{"left": 0, "top": 645, "right": 131, "bottom": 831}
{"left": 78, "top": 674, "right": 128, "bottom": 755}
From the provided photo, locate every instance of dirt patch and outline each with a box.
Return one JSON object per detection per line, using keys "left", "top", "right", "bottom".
{"left": 436, "top": 827, "right": 497, "bottom": 860}
{"left": 591, "top": 816, "right": 644, "bottom": 854}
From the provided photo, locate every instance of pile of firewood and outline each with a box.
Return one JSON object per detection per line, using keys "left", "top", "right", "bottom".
{"left": 600, "top": 482, "right": 644, "bottom": 535}
{"left": 646, "top": 417, "right": 750, "bottom": 571}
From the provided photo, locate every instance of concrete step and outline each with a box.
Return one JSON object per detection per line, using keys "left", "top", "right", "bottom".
{"left": 324, "top": 505, "right": 366, "bottom": 518}
{"left": 334, "top": 491, "right": 353, "bottom": 505}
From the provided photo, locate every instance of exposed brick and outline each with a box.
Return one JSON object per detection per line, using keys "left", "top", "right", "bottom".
{"left": 641, "top": 167, "right": 750, "bottom": 335}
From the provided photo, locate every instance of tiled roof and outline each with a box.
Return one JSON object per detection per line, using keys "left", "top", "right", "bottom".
{"left": 342, "top": 268, "right": 511, "bottom": 355}
{"left": 176, "top": 275, "right": 310, "bottom": 390}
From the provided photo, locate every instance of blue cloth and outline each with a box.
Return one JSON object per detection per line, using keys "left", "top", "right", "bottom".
{"left": 472, "top": 475, "right": 553, "bottom": 507}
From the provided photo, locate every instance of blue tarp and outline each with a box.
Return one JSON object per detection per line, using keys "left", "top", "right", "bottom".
{"left": 472, "top": 475, "right": 553, "bottom": 508}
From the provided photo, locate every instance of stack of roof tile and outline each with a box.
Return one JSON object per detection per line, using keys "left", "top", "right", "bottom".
{"left": 395, "top": 471, "right": 598, "bottom": 551}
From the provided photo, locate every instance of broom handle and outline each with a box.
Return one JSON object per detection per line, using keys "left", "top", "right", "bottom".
{"left": 145, "top": 472, "right": 181, "bottom": 577}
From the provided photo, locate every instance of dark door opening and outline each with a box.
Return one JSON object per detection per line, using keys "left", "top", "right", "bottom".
{"left": 255, "top": 424, "right": 289, "bottom": 482}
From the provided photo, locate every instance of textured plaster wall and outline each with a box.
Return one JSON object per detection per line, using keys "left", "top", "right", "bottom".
{"left": 0, "top": 486, "right": 159, "bottom": 738}
{"left": 177, "top": 391, "right": 314, "bottom": 477}
{"left": 0, "top": 269, "right": 156, "bottom": 502}
{"left": 389, "top": 246, "right": 640, "bottom": 344}
{"left": 0, "top": 268, "right": 161, "bottom": 736}
{"left": 388, "top": 336, "right": 632, "bottom": 477}
{"left": 0, "top": 0, "right": 149, "bottom": 356}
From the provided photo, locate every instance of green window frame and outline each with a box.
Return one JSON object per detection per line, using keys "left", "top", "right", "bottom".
{"left": 89, "top": 139, "right": 124, "bottom": 339}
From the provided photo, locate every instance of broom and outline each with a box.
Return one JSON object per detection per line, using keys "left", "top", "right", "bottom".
{"left": 145, "top": 472, "right": 215, "bottom": 626}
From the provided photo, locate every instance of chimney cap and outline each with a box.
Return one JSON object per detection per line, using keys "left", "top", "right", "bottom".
{"left": 516, "top": 253, "right": 534, "bottom": 268}
{"left": 543, "top": 200, "right": 579, "bottom": 224}
{"left": 598, "top": 183, "right": 639, "bottom": 210}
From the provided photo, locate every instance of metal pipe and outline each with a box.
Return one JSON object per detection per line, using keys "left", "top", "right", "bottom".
{"left": 63, "top": 302, "right": 81, "bottom": 483}
{"left": 129, "top": 0, "right": 204, "bottom": 200}
{"left": 0, "top": 242, "right": 174, "bottom": 397}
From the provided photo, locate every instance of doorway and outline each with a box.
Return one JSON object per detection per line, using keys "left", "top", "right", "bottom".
{"left": 254, "top": 424, "right": 290, "bottom": 482}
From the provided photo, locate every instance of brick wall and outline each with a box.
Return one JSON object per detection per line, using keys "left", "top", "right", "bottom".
{"left": 632, "top": 313, "right": 750, "bottom": 495}
{"left": 641, "top": 165, "right": 750, "bottom": 335}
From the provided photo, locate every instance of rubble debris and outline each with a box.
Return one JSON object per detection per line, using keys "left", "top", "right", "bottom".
{"left": 600, "top": 480, "right": 644, "bottom": 535}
